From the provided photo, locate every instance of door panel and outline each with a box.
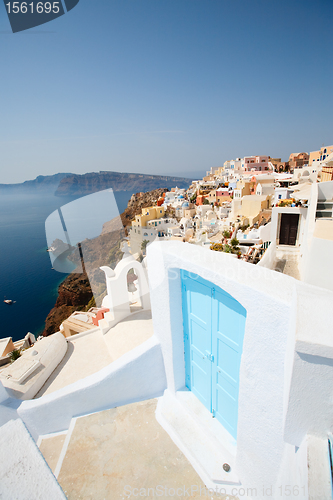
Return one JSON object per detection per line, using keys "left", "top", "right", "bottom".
{"left": 182, "top": 270, "right": 246, "bottom": 440}
{"left": 212, "top": 290, "right": 246, "bottom": 438}
{"left": 288, "top": 215, "right": 299, "bottom": 245}
{"left": 182, "top": 271, "right": 212, "bottom": 412}
{"left": 279, "top": 213, "right": 299, "bottom": 245}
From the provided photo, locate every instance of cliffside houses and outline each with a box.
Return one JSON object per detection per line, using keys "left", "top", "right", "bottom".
{"left": 1, "top": 147, "right": 333, "bottom": 498}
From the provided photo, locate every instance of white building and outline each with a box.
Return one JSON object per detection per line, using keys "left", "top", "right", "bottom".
{"left": 1, "top": 185, "right": 333, "bottom": 499}
{"left": 260, "top": 180, "right": 333, "bottom": 293}
{"left": 223, "top": 158, "right": 245, "bottom": 171}
{"left": 274, "top": 187, "right": 294, "bottom": 205}
{"left": 147, "top": 240, "right": 333, "bottom": 498}
{"left": 128, "top": 225, "right": 157, "bottom": 255}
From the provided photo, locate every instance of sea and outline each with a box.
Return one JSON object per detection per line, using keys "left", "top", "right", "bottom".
{"left": 0, "top": 190, "right": 134, "bottom": 342}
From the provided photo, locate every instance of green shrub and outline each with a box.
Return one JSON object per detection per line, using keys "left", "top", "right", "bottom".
{"left": 85, "top": 296, "right": 96, "bottom": 311}
{"left": 140, "top": 239, "right": 149, "bottom": 254}
{"left": 9, "top": 349, "right": 21, "bottom": 362}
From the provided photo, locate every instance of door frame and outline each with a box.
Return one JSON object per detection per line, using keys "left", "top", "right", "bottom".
{"left": 181, "top": 269, "right": 247, "bottom": 440}
{"left": 278, "top": 213, "right": 300, "bottom": 246}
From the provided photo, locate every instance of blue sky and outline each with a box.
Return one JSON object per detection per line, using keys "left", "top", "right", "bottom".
{"left": 0, "top": 0, "right": 332, "bottom": 183}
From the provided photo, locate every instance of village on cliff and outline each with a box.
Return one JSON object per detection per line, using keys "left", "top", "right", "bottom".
{"left": 1, "top": 144, "right": 333, "bottom": 499}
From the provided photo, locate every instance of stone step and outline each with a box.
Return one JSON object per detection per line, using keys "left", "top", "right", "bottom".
{"left": 317, "top": 202, "right": 333, "bottom": 210}
{"left": 156, "top": 389, "right": 240, "bottom": 489}
{"left": 38, "top": 430, "right": 69, "bottom": 476}
{"left": 316, "top": 211, "right": 332, "bottom": 219}
{"left": 98, "top": 311, "right": 115, "bottom": 334}
{"left": 174, "top": 389, "right": 237, "bottom": 460}
{"left": 50, "top": 399, "right": 215, "bottom": 500}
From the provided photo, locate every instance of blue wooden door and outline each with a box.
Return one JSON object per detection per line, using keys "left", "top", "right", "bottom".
{"left": 181, "top": 271, "right": 212, "bottom": 411}
{"left": 181, "top": 270, "right": 246, "bottom": 440}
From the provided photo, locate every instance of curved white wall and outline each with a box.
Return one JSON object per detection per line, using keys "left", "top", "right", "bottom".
{"left": 17, "top": 337, "right": 167, "bottom": 440}
{"left": 147, "top": 240, "right": 333, "bottom": 498}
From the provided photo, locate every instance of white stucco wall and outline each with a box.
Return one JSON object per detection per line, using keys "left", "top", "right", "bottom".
{"left": 298, "top": 183, "right": 318, "bottom": 281}
{"left": 258, "top": 221, "right": 271, "bottom": 242}
{"left": 0, "top": 419, "right": 66, "bottom": 499}
{"left": 147, "top": 241, "right": 332, "bottom": 498}
{"left": 318, "top": 180, "right": 333, "bottom": 201}
{"left": 270, "top": 207, "right": 307, "bottom": 246}
{"left": 100, "top": 254, "right": 151, "bottom": 328}
{"left": 0, "top": 333, "right": 68, "bottom": 401}
{"left": 302, "top": 235, "right": 333, "bottom": 292}
{"left": 298, "top": 181, "right": 333, "bottom": 290}
{"left": 284, "top": 285, "right": 333, "bottom": 446}
{"left": 17, "top": 337, "right": 166, "bottom": 440}
{"left": 257, "top": 240, "right": 276, "bottom": 269}
{"left": 0, "top": 382, "right": 19, "bottom": 428}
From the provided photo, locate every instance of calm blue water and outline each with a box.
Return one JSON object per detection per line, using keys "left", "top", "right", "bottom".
{"left": 0, "top": 190, "right": 133, "bottom": 342}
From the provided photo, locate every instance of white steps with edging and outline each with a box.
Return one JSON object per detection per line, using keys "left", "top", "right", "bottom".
{"left": 98, "top": 311, "right": 115, "bottom": 334}
{"left": 156, "top": 388, "right": 240, "bottom": 489}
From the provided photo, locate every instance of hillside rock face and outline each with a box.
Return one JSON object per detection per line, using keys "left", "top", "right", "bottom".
{"left": 119, "top": 188, "right": 169, "bottom": 230}
{"left": 43, "top": 273, "right": 93, "bottom": 337}
{"left": 55, "top": 171, "right": 190, "bottom": 196}
{"left": 0, "top": 173, "right": 72, "bottom": 192}
{"left": 42, "top": 186, "right": 179, "bottom": 337}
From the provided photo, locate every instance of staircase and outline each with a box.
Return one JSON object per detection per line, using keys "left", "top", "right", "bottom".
{"left": 38, "top": 398, "right": 230, "bottom": 500}
{"left": 316, "top": 200, "right": 333, "bottom": 219}
{"left": 274, "top": 245, "right": 300, "bottom": 280}
{"left": 156, "top": 389, "right": 240, "bottom": 490}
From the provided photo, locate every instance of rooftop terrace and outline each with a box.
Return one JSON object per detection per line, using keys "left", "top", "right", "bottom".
{"left": 39, "top": 398, "right": 235, "bottom": 500}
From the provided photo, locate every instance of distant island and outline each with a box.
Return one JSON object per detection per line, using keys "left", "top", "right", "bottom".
{"left": 0, "top": 173, "right": 71, "bottom": 193}
{"left": 55, "top": 171, "right": 191, "bottom": 196}
{"left": 0, "top": 171, "right": 192, "bottom": 196}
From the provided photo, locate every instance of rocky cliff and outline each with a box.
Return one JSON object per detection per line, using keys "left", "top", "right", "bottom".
{"left": 0, "top": 171, "right": 191, "bottom": 196}
{"left": 55, "top": 171, "right": 190, "bottom": 196}
{"left": 42, "top": 187, "right": 177, "bottom": 336}
{"left": 0, "top": 173, "right": 72, "bottom": 192}
{"left": 43, "top": 273, "right": 94, "bottom": 337}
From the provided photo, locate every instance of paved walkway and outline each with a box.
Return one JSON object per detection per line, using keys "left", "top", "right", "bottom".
{"left": 40, "top": 399, "right": 235, "bottom": 500}
{"left": 35, "top": 310, "right": 154, "bottom": 398}
{"left": 34, "top": 329, "right": 113, "bottom": 398}
{"left": 103, "top": 309, "right": 154, "bottom": 362}
{"left": 274, "top": 246, "right": 301, "bottom": 280}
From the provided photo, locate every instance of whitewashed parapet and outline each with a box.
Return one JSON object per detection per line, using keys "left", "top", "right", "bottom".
{"left": 146, "top": 240, "right": 333, "bottom": 499}
{"left": 17, "top": 337, "right": 166, "bottom": 440}
{"left": 100, "top": 254, "right": 150, "bottom": 331}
